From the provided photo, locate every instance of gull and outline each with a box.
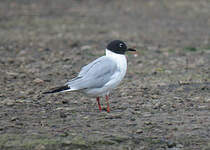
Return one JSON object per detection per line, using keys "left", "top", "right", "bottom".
{"left": 43, "top": 40, "right": 136, "bottom": 112}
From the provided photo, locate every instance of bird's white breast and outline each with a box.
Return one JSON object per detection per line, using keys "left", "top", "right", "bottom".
{"left": 104, "top": 49, "right": 127, "bottom": 88}
{"left": 106, "top": 49, "right": 127, "bottom": 77}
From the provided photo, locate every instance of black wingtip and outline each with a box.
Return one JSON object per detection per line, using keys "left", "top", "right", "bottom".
{"left": 43, "top": 85, "right": 70, "bottom": 94}
{"left": 42, "top": 91, "right": 52, "bottom": 94}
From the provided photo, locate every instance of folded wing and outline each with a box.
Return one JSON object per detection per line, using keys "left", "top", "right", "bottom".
{"left": 66, "top": 56, "right": 118, "bottom": 90}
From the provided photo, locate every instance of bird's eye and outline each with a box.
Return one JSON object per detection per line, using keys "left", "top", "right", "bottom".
{"left": 119, "top": 43, "right": 123, "bottom": 48}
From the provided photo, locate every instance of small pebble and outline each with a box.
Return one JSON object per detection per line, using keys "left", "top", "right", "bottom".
{"left": 136, "top": 129, "right": 143, "bottom": 134}
{"left": 33, "top": 78, "right": 44, "bottom": 84}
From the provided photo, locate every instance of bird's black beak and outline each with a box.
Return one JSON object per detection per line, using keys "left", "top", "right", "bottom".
{"left": 127, "top": 48, "right": 136, "bottom": 52}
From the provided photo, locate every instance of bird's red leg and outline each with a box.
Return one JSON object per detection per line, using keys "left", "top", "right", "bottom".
{"left": 96, "top": 97, "right": 102, "bottom": 112}
{"left": 106, "top": 95, "right": 110, "bottom": 113}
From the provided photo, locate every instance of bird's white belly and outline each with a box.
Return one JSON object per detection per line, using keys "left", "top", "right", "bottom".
{"left": 82, "top": 78, "right": 123, "bottom": 97}
{"left": 83, "top": 86, "right": 112, "bottom": 97}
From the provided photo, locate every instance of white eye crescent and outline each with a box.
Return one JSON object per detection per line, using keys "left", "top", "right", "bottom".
{"left": 119, "top": 43, "right": 123, "bottom": 47}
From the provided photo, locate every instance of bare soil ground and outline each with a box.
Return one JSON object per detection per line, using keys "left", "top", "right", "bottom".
{"left": 0, "top": 0, "right": 210, "bottom": 150}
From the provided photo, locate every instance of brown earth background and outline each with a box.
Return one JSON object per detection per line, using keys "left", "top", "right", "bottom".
{"left": 0, "top": 0, "right": 210, "bottom": 150}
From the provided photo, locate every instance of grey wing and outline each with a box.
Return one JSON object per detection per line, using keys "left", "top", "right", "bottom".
{"left": 66, "top": 56, "right": 118, "bottom": 90}
{"left": 78, "top": 57, "right": 105, "bottom": 77}
{"left": 65, "top": 57, "right": 102, "bottom": 83}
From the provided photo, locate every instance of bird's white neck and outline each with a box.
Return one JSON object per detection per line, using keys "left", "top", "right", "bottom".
{"left": 106, "top": 49, "right": 125, "bottom": 58}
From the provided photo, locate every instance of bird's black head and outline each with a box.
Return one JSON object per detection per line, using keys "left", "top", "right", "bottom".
{"left": 106, "top": 40, "right": 136, "bottom": 54}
